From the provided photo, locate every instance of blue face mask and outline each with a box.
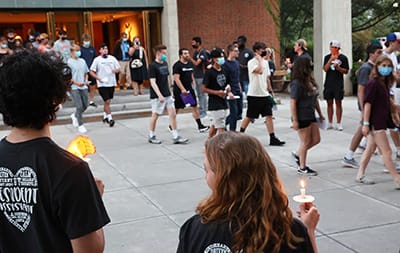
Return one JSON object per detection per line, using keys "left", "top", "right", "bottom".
{"left": 83, "top": 41, "right": 90, "bottom": 47}
{"left": 378, "top": 66, "right": 393, "bottom": 76}
{"left": 217, "top": 57, "right": 225, "bottom": 65}
{"left": 1, "top": 44, "right": 7, "bottom": 49}
{"left": 160, "top": 54, "right": 167, "bottom": 61}
{"left": 75, "top": 51, "right": 81, "bottom": 58}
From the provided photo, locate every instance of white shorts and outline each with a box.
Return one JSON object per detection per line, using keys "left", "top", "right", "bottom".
{"left": 209, "top": 109, "right": 227, "bottom": 129}
{"left": 151, "top": 96, "right": 175, "bottom": 115}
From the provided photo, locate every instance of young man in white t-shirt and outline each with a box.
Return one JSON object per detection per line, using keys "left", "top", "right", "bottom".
{"left": 90, "top": 43, "right": 120, "bottom": 127}
{"left": 239, "top": 41, "right": 285, "bottom": 146}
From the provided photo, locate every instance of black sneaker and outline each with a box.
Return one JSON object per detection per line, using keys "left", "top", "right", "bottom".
{"left": 102, "top": 118, "right": 109, "bottom": 124}
{"left": 198, "top": 125, "right": 210, "bottom": 133}
{"left": 297, "top": 166, "right": 318, "bottom": 176}
{"left": 109, "top": 119, "right": 115, "bottom": 127}
{"left": 291, "top": 151, "right": 300, "bottom": 166}
{"left": 89, "top": 101, "right": 98, "bottom": 108}
{"left": 270, "top": 136, "right": 285, "bottom": 146}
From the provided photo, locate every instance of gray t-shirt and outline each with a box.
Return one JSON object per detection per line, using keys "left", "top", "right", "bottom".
{"left": 53, "top": 39, "right": 71, "bottom": 63}
{"left": 290, "top": 79, "right": 318, "bottom": 121}
{"left": 356, "top": 61, "right": 373, "bottom": 86}
{"left": 67, "top": 58, "right": 89, "bottom": 90}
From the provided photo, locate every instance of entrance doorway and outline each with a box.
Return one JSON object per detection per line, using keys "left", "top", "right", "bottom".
{"left": 0, "top": 10, "right": 161, "bottom": 60}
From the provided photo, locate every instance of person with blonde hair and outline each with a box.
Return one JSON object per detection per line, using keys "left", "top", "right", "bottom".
{"left": 177, "top": 132, "right": 319, "bottom": 253}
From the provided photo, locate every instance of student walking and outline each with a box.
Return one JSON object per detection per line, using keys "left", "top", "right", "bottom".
{"left": 290, "top": 57, "right": 324, "bottom": 176}
{"left": 356, "top": 55, "right": 400, "bottom": 189}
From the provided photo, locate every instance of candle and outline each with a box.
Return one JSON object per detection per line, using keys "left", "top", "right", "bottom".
{"left": 67, "top": 135, "right": 96, "bottom": 160}
{"left": 300, "top": 180, "right": 306, "bottom": 198}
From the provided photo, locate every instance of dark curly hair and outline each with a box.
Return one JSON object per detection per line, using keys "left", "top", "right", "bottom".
{"left": 0, "top": 49, "right": 70, "bottom": 129}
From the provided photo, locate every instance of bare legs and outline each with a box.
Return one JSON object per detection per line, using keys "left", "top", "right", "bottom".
{"left": 296, "top": 123, "right": 321, "bottom": 168}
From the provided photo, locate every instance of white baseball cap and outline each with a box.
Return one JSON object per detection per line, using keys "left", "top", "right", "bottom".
{"left": 330, "top": 40, "right": 341, "bottom": 48}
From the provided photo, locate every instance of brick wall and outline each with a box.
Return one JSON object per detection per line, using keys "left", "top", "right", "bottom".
{"left": 177, "top": 0, "right": 280, "bottom": 63}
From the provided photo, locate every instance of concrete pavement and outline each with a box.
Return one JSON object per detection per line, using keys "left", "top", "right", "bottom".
{"left": 2, "top": 95, "right": 399, "bottom": 252}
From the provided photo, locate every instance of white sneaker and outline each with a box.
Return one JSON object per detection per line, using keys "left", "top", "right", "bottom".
{"left": 70, "top": 113, "right": 78, "bottom": 127}
{"left": 336, "top": 123, "right": 343, "bottom": 131}
{"left": 326, "top": 123, "right": 333, "bottom": 130}
{"left": 78, "top": 125, "right": 87, "bottom": 134}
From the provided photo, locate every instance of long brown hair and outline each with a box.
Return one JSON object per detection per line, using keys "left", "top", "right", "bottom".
{"left": 197, "top": 132, "right": 301, "bottom": 253}
{"left": 370, "top": 55, "right": 395, "bottom": 89}
{"left": 291, "top": 56, "right": 317, "bottom": 93}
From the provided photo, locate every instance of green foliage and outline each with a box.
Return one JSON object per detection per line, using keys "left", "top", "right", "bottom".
{"left": 265, "top": 0, "right": 400, "bottom": 63}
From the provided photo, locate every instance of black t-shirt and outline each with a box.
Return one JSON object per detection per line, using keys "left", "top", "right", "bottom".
{"left": 173, "top": 60, "right": 194, "bottom": 90}
{"left": 0, "top": 137, "right": 110, "bottom": 253}
{"left": 193, "top": 49, "right": 210, "bottom": 79}
{"left": 203, "top": 67, "right": 229, "bottom": 110}
{"left": 323, "top": 53, "right": 349, "bottom": 89}
{"left": 177, "top": 214, "right": 314, "bottom": 253}
{"left": 238, "top": 47, "right": 254, "bottom": 82}
{"left": 148, "top": 60, "right": 171, "bottom": 99}
{"left": 290, "top": 79, "right": 318, "bottom": 121}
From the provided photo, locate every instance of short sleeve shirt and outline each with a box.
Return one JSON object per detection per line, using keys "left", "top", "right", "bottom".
{"left": 173, "top": 60, "right": 194, "bottom": 90}
{"left": 238, "top": 47, "right": 254, "bottom": 82}
{"left": 203, "top": 67, "right": 228, "bottom": 110}
{"left": 68, "top": 58, "right": 89, "bottom": 90}
{"left": 364, "top": 79, "right": 394, "bottom": 130}
{"left": 247, "top": 58, "right": 270, "bottom": 97}
{"left": 323, "top": 53, "right": 349, "bottom": 89}
{"left": 356, "top": 62, "right": 373, "bottom": 86}
{"left": 0, "top": 137, "right": 110, "bottom": 253}
{"left": 290, "top": 79, "right": 318, "bottom": 121}
{"left": 148, "top": 60, "right": 171, "bottom": 99}
{"left": 177, "top": 214, "right": 314, "bottom": 253}
{"left": 193, "top": 49, "right": 209, "bottom": 78}
{"left": 80, "top": 45, "right": 97, "bottom": 68}
{"left": 90, "top": 55, "right": 120, "bottom": 87}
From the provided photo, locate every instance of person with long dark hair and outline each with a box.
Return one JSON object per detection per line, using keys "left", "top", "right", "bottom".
{"left": 290, "top": 56, "right": 324, "bottom": 176}
{"left": 356, "top": 55, "right": 400, "bottom": 189}
{"left": 177, "top": 132, "right": 319, "bottom": 253}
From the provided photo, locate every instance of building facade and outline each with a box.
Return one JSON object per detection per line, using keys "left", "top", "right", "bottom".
{"left": 0, "top": 0, "right": 279, "bottom": 66}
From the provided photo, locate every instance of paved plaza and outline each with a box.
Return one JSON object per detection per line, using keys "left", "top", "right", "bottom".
{"left": 2, "top": 95, "right": 399, "bottom": 252}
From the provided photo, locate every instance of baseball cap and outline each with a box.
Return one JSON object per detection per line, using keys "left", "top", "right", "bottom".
{"left": 210, "top": 48, "right": 224, "bottom": 58}
{"left": 386, "top": 32, "right": 400, "bottom": 42}
{"left": 40, "top": 33, "right": 48, "bottom": 40}
{"left": 330, "top": 40, "right": 341, "bottom": 48}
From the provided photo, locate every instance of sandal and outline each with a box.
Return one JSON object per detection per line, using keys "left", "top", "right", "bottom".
{"left": 355, "top": 175, "right": 375, "bottom": 185}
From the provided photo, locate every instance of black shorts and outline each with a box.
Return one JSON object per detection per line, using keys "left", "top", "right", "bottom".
{"left": 323, "top": 87, "right": 344, "bottom": 100}
{"left": 173, "top": 86, "right": 198, "bottom": 109}
{"left": 98, "top": 87, "right": 115, "bottom": 101}
{"left": 88, "top": 75, "right": 97, "bottom": 86}
{"left": 298, "top": 118, "right": 317, "bottom": 129}
{"left": 246, "top": 96, "right": 273, "bottom": 118}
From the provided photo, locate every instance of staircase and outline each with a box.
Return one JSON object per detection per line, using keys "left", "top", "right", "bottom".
{"left": 0, "top": 89, "right": 154, "bottom": 130}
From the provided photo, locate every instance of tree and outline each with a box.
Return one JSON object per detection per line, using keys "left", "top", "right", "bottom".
{"left": 264, "top": 0, "right": 400, "bottom": 60}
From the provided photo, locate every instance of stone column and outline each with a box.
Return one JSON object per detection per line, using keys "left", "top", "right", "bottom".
{"left": 313, "top": 0, "right": 353, "bottom": 95}
{"left": 161, "top": 0, "right": 180, "bottom": 66}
